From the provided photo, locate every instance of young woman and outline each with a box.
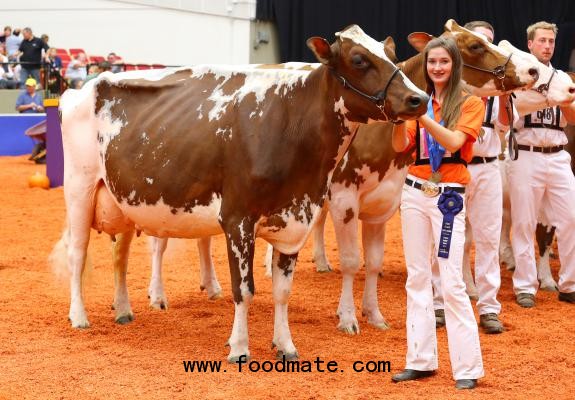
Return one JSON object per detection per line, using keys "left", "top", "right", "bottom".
{"left": 391, "top": 37, "right": 485, "bottom": 390}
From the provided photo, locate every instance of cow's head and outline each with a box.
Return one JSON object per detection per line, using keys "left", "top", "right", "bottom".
{"left": 499, "top": 40, "right": 575, "bottom": 106}
{"left": 307, "top": 25, "right": 428, "bottom": 123}
{"left": 436, "top": 19, "right": 539, "bottom": 96}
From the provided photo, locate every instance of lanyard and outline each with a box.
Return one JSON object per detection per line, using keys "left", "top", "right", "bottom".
{"left": 423, "top": 96, "right": 445, "bottom": 173}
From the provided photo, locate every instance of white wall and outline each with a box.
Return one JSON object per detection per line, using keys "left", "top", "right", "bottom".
{"left": 1, "top": 0, "right": 256, "bottom": 65}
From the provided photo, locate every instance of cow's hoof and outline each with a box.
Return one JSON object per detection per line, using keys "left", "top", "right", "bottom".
{"left": 70, "top": 319, "right": 90, "bottom": 329}
{"left": 337, "top": 321, "right": 360, "bottom": 335}
{"left": 228, "top": 354, "right": 250, "bottom": 364}
{"left": 115, "top": 314, "right": 134, "bottom": 325}
{"left": 276, "top": 350, "right": 298, "bottom": 360}
{"left": 369, "top": 320, "right": 390, "bottom": 330}
{"left": 150, "top": 300, "right": 168, "bottom": 310}
{"left": 208, "top": 291, "right": 223, "bottom": 300}
{"left": 315, "top": 262, "right": 333, "bottom": 273}
{"left": 540, "top": 281, "right": 558, "bottom": 292}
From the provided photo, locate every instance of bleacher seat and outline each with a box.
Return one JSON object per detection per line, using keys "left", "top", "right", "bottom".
{"left": 152, "top": 64, "right": 166, "bottom": 69}
{"left": 137, "top": 64, "right": 151, "bottom": 70}
{"left": 69, "top": 48, "right": 86, "bottom": 57}
{"left": 89, "top": 55, "right": 105, "bottom": 64}
{"left": 124, "top": 64, "right": 137, "bottom": 71}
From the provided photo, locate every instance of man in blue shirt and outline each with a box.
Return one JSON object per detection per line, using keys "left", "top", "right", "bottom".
{"left": 15, "top": 77, "right": 44, "bottom": 113}
{"left": 16, "top": 77, "right": 46, "bottom": 163}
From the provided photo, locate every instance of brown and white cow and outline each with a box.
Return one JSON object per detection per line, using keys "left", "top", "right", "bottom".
{"left": 53, "top": 25, "right": 429, "bottom": 362}
{"left": 308, "top": 20, "right": 540, "bottom": 334}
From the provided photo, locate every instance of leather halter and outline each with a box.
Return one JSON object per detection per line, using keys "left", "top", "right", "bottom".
{"left": 463, "top": 52, "right": 512, "bottom": 91}
{"left": 331, "top": 67, "right": 402, "bottom": 122}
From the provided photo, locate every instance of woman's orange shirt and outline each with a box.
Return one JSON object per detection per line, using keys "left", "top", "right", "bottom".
{"left": 405, "top": 94, "right": 485, "bottom": 185}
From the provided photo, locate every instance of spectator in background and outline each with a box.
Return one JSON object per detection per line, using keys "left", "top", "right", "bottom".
{"left": 41, "top": 34, "right": 49, "bottom": 46}
{"left": 85, "top": 60, "right": 112, "bottom": 83}
{"left": 16, "top": 77, "right": 46, "bottom": 163}
{"left": 65, "top": 52, "right": 87, "bottom": 85}
{"left": 45, "top": 47, "right": 63, "bottom": 94}
{"left": 15, "top": 77, "right": 44, "bottom": 113}
{"left": 107, "top": 52, "right": 123, "bottom": 73}
{"left": 15, "top": 27, "right": 48, "bottom": 87}
{"left": 0, "top": 43, "right": 17, "bottom": 89}
{"left": 4, "top": 26, "right": 22, "bottom": 60}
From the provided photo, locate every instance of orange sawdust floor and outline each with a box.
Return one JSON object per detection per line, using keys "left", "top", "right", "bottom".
{"left": 1, "top": 155, "right": 574, "bottom": 399}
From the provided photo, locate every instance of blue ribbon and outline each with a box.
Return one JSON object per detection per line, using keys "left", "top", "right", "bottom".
{"left": 437, "top": 189, "right": 464, "bottom": 258}
{"left": 424, "top": 96, "right": 445, "bottom": 173}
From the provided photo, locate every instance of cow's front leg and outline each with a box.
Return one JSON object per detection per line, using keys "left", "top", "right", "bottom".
{"left": 361, "top": 221, "right": 389, "bottom": 330}
{"left": 148, "top": 237, "right": 168, "bottom": 310}
{"left": 223, "top": 217, "right": 256, "bottom": 363}
{"left": 331, "top": 201, "right": 361, "bottom": 334}
{"left": 271, "top": 249, "right": 298, "bottom": 359}
{"left": 463, "top": 219, "right": 478, "bottom": 300}
{"left": 536, "top": 223, "right": 558, "bottom": 291}
{"left": 113, "top": 230, "right": 135, "bottom": 324}
{"left": 313, "top": 205, "right": 333, "bottom": 272}
{"left": 197, "top": 237, "right": 223, "bottom": 299}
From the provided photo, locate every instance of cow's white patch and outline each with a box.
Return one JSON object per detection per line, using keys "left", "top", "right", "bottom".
{"left": 196, "top": 104, "right": 203, "bottom": 119}
{"left": 339, "top": 153, "right": 349, "bottom": 171}
{"left": 337, "top": 25, "right": 393, "bottom": 64}
{"left": 115, "top": 193, "right": 223, "bottom": 238}
{"left": 141, "top": 131, "right": 150, "bottom": 144}
{"left": 190, "top": 64, "right": 314, "bottom": 121}
{"left": 215, "top": 127, "right": 232, "bottom": 140}
{"left": 257, "top": 194, "right": 322, "bottom": 254}
{"left": 96, "top": 98, "right": 128, "bottom": 152}
{"left": 145, "top": 177, "right": 153, "bottom": 185}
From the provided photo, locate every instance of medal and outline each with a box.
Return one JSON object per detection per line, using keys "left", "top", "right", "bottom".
{"left": 429, "top": 171, "right": 442, "bottom": 183}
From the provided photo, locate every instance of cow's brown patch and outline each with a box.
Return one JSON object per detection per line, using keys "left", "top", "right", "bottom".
{"left": 343, "top": 208, "right": 354, "bottom": 224}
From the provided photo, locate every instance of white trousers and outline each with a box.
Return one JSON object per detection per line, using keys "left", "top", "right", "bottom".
{"left": 466, "top": 161, "right": 503, "bottom": 315}
{"left": 508, "top": 150, "right": 575, "bottom": 294}
{"left": 401, "top": 177, "right": 484, "bottom": 380}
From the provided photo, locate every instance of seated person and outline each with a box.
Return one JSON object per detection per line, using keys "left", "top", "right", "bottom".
{"left": 65, "top": 52, "right": 87, "bottom": 84}
{"left": 15, "top": 77, "right": 44, "bottom": 113}
{"left": 0, "top": 43, "right": 17, "bottom": 88}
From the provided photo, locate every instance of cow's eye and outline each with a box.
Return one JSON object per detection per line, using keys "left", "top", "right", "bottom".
{"left": 469, "top": 42, "right": 483, "bottom": 52}
{"left": 351, "top": 54, "right": 369, "bottom": 69}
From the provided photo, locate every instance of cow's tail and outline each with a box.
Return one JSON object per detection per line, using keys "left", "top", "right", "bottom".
{"left": 49, "top": 222, "right": 93, "bottom": 284}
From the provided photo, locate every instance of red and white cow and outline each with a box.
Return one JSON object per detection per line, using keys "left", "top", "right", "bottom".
{"left": 307, "top": 21, "right": 540, "bottom": 334}
{"left": 460, "top": 42, "right": 575, "bottom": 298}
{"left": 53, "top": 25, "right": 429, "bottom": 362}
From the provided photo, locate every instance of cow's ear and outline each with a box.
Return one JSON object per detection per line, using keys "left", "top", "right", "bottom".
{"left": 307, "top": 37, "right": 333, "bottom": 65}
{"left": 408, "top": 32, "right": 434, "bottom": 53}
{"left": 382, "top": 36, "right": 397, "bottom": 63}
{"left": 444, "top": 19, "right": 461, "bottom": 32}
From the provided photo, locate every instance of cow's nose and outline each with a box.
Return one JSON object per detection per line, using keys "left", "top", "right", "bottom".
{"left": 528, "top": 67, "right": 539, "bottom": 81}
{"left": 407, "top": 94, "right": 423, "bottom": 109}
{"left": 569, "top": 86, "right": 575, "bottom": 95}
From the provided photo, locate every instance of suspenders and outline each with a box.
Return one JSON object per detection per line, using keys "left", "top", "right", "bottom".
{"left": 414, "top": 121, "right": 467, "bottom": 166}
{"left": 482, "top": 97, "right": 495, "bottom": 129}
{"left": 524, "top": 106, "right": 563, "bottom": 131}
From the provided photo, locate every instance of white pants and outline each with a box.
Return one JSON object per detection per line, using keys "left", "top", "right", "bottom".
{"left": 466, "top": 161, "right": 502, "bottom": 315}
{"left": 401, "top": 176, "right": 484, "bottom": 380}
{"left": 509, "top": 149, "right": 575, "bottom": 294}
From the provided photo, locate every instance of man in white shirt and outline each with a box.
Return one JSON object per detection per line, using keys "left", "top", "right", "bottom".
{"left": 509, "top": 21, "right": 575, "bottom": 308}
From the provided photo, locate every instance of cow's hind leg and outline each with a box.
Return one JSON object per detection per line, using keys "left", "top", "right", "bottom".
{"left": 198, "top": 237, "right": 222, "bottom": 299}
{"left": 271, "top": 249, "right": 298, "bottom": 359}
{"left": 223, "top": 217, "right": 256, "bottom": 363}
{"left": 148, "top": 237, "right": 169, "bottom": 310}
{"left": 361, "top": 221, "right": 389, "bottom": 330}
{"left": 66, "top": 188, "right": 95, "bottom": 329}
{"left": 113, "top": 230, "right": 135, "bottom": 324}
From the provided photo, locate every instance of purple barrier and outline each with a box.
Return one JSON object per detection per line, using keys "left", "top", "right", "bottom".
{"left": 0, "top": 114, "right": 46, "bottom": 155}
{"left": 44, "top": 99, "right": 63, "bottom": 188}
